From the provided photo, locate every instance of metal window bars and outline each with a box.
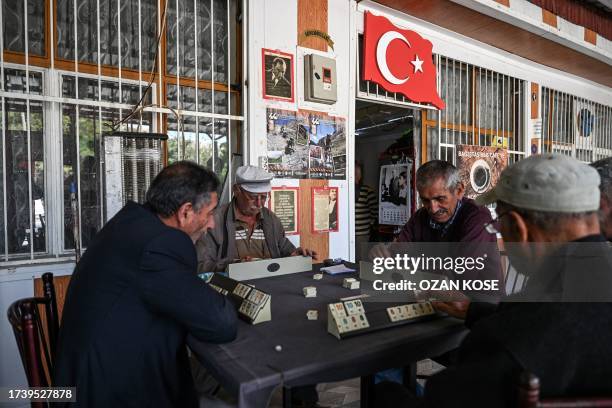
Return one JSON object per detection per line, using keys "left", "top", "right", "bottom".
{"left": 433, "top": 56, "right": 526, "bottom": 165}
{"left": 0, "top": 0, "right": 243, "bottom": 262}
{"left": 541, "top": 87, "right": 612, "bottom": 163}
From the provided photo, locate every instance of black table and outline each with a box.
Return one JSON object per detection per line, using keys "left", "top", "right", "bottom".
{"left": 188, "top": 268, "right": 468, "bottom": 408}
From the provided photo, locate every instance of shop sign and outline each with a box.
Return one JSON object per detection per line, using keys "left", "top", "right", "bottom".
{"left": 362, "top": 12, "right": 445, "bottom": 110}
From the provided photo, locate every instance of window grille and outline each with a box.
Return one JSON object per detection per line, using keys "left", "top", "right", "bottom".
{"left": 0, "top": 0, "right": 243, "bottom": 262}
{"left": 541, "top": 87, "right": 612, "bottom": 163}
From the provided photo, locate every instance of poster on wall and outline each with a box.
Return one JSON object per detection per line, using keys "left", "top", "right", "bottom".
{"left": 269, "top": 187, "right": 299, "bottom": 235}
{"left": 266, "top": 108, "right": 346, "bottom": 180}
{"left": 378, "top": 164, "right": 411, "bottom": 226}
{"left": 262, "top": 48, "right": 294, "bottom": 102}
{"left": 311, "top": 187, "right": 339, "bottom": 233}
{"left": 266, "top": 109, "right": 309, "bottom": 178}
{"left": 456, "top": 145, "right": 508, "bottom": 200}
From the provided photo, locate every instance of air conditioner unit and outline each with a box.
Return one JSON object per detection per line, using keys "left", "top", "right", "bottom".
{"left": 102, "top": 132, "right": 167, "bottom": 223}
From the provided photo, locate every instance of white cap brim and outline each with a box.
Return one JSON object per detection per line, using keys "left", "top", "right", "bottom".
{"left": 241, "top": 182, "right": 272, "bottom": 193}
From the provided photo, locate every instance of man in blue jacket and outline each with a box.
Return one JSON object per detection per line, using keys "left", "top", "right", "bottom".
{"left": 54, "top": 161, "right": 238, "bottom": 407}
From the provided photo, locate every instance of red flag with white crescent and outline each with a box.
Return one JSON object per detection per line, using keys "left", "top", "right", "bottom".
{"left": 362, "top": 12, "right": 445, "bottom": 110}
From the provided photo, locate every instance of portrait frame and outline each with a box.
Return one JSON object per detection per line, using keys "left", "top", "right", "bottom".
{"left": 311, "top": 187, "right": 339, "bottom": 233}
{"left": 262, "top": 48, "right": 295, "bottom": 103}
{"left": 268, "top": 186, "right": 300, "bottom": 235}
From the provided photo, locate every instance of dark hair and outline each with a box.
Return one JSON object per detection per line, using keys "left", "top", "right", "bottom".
{"left": 416, "top": 160, "right": 460, "bottom": 192}
{"left": 591, "top": 157, "right": 612, "bottom": 202}
{"left": 146, "top": 161, "right": 219, "bottom": 217}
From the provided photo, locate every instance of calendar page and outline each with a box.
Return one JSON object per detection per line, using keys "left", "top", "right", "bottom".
{"left": 378, "top": 163, "right": 411, "bottom": 226}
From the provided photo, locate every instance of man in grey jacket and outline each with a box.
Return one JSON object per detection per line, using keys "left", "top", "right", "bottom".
{"left": 197, "top": 165, "right": 317, "bottom": 272}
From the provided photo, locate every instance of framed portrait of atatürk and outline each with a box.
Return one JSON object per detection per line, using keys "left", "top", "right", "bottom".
{"left": 262, "top": 48, "right": 294, "bottom": 103}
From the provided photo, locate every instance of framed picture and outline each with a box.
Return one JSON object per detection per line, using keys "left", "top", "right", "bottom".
{"left": 311, "top": 187, "right": 339, "bottom": 233}
{"left": 262, "top": 48, "right": 294, "bottom": 102}
{"left": 268, "top": 187, "right": 300, "bottom": 235}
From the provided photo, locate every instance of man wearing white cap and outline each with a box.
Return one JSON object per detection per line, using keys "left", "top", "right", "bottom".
{"left": 376, "top": 154, "right": 612, "bottom": 406}
{"left": 197, "top": 165, "right": 317, "bottom": 272}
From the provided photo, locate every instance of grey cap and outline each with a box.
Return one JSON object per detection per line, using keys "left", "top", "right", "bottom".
{"left": 235, "top": 165, "right": 274, "bottom": 193}
{"left": 476, "top": 154, "right": 600, "bottom": 213}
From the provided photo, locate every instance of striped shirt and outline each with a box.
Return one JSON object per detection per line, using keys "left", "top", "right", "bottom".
{"left": 355, "top": 184, "right": 378, "bottom": 236}
{"left": 234, "top": 218, "right": 271, "bottom": 260}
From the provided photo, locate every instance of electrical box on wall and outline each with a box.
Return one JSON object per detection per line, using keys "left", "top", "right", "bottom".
{"left": 304, "top": 54, "right": 337, "bottom": 105}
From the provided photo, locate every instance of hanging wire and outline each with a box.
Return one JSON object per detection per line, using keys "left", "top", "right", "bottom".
{"left": 108, "top": 0, "right": 171, "bottom": 132}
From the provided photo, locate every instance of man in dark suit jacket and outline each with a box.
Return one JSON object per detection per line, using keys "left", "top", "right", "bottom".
{"left": 376, "top": 154, "right": 612, "bottom": 407}
{"left": 54, "top": 161, "right": 238, "bottom": 408}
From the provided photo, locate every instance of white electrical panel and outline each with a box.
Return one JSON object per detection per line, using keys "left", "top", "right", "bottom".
{"left": 304, "top": 54, "right": 337, "bottom": 105}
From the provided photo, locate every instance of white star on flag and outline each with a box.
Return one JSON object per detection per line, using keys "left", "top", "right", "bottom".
{"left": 411, "top": 55, "right": 424, "bottom": 73}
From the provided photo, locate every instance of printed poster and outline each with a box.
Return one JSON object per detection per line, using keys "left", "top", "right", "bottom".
{"left": 266, "top": 109, "right": 308, "bottom": 178}
{"left": 456, "top": 145, "right": 508, "bottom": 200}
{"left": 266, "top": 108, "right": 346, "bottom": 180}
{"left": 311, "top": 187, "right": 339, "bottom": 232}
{"left": 269, "top": 187, "right": 299, "bottom": 235}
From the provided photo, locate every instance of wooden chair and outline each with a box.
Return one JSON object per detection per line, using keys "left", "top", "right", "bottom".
{"left": 518, "top": 372, "right": 612, "bottom": 408}
{"left": 7, "top": 273, "right": 60, "bottom": 408}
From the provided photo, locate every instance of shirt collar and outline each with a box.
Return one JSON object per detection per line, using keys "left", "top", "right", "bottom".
{"left": 428, "top": 198, "right": 464, "bottom": 236}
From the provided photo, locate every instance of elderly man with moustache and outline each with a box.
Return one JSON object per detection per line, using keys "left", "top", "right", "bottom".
{"left": 376, "top": 154, "right": 612, "bottom": 407}
{"left": 197, "top": 165, "right": 317, "bottom": 272}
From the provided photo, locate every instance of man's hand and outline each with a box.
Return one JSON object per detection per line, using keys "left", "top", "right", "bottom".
{"left": 432, "top": 300, "right": 471, "bottom": 320}
{"left": 368, "top": 243, "right": 391, "bottom": 260}
{"left": 291, "top": 247, "right": 318, "bottom": 259}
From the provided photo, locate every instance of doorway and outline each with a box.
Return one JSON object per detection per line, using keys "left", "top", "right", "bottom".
{"left": 354, "top": 99, "right": 420, "bottom": 260}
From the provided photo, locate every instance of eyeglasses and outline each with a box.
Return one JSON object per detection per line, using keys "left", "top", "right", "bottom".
{"left": 483, "top": 211, "right": 510, "bottom": 235}
{"left": 240, "top": 188, "right": 270, "bottom": 203}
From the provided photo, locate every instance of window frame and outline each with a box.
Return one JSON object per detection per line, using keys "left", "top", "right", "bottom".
{"left": 0, "top": 0, "right": 244, "bottom": 263}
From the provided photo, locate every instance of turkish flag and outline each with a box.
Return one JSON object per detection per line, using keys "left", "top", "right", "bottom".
{"left": 363, "top": 12, "right": 445, "bottom": 110}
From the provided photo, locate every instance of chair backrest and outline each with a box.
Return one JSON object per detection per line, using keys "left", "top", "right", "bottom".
{"left": 41, "top": 273, "right": 60, "bottom": 357}
{"left": 518, "top": 371, "right": 612, "bottom": 408}
{"left": 501, "top": 250, "right": 528, "bottom": 295}
{"left": 7, "top": 273, "right": 60, "bottom": 408}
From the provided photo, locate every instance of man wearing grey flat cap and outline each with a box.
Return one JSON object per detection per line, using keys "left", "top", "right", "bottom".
{"left": 591, "top": 157, "right": 612, "bottom": 241}
{"left": 376, "top": 154, "right": 612, "bottom": 407}
{"left": 196, "top": 165, "right": 317, "bottom": 272}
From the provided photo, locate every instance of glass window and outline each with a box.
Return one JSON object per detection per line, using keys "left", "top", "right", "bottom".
{"left": 56, "top": 0, "right": 157, "bottom": 70}
{"left": 2, "top": 0, "right": 46, "bottom": 56}
{"left": 425, "top": 57, "right": 525, "bottom": 162}
{"left": 61, "top": 75, "right": 153, "bottom": 250}
{"left": 3, "top": 97, "right": 46, "bottom": 255}
{"left": 0, "top": 0, "right": 243, "bottom": 262}
{"left": 166, "top": 0, "right": 228, "bottom": 82}
{"left": 542, "top": 88, "right": 612, "bottom": 162}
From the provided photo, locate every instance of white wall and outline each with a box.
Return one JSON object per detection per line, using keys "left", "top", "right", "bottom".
{"left": 247, "top": 0, "right": 354, "bottom": 260}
